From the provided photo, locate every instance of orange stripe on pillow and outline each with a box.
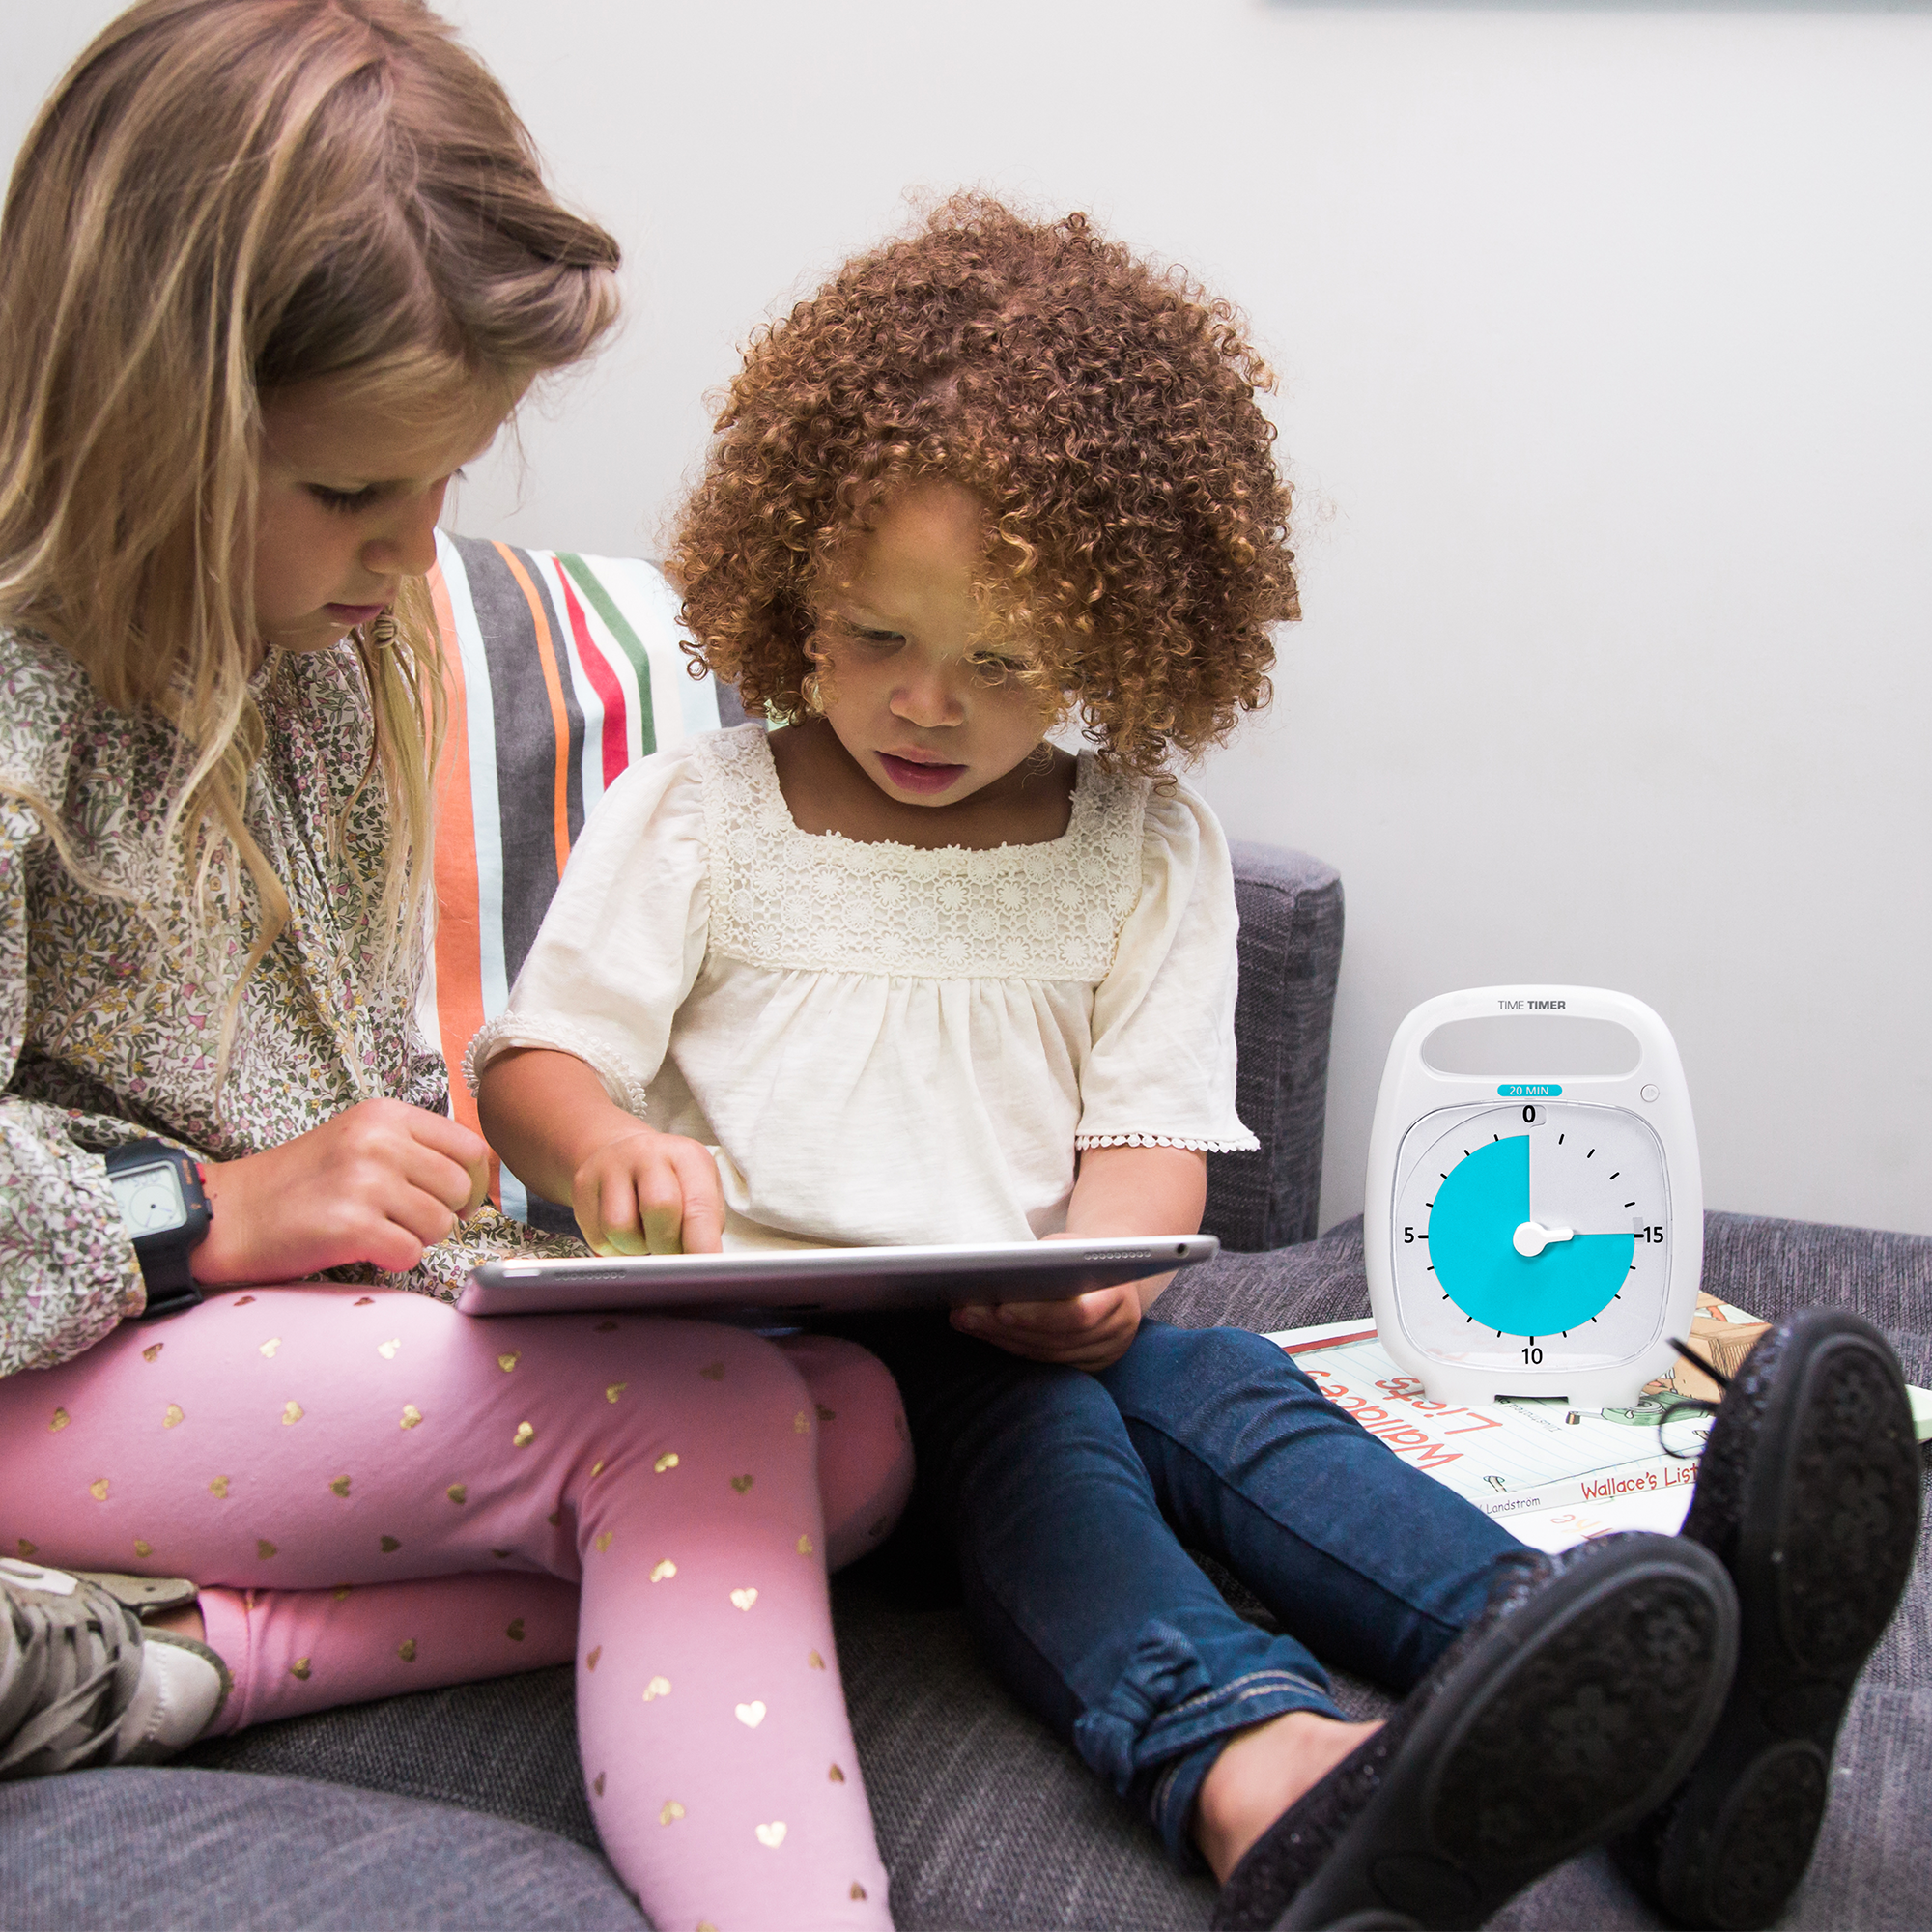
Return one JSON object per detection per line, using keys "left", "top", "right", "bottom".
{"left": 493, "top": 541, "right": 574, "bottom": 880}
{"left": 426, "top": 562, "right": 496, "bottom": 1195}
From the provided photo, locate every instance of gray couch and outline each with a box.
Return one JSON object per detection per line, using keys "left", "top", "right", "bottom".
{"left": 7, "top": 843, "right": 1928, "bottom": 1930}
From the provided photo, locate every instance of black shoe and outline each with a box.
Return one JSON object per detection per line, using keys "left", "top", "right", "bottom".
{"left": 1615, "top": 1308, "right": 1923, "bottom": 1929}
{"left": 1210, "top": 1532, "right": 1738, "bottom": 1932}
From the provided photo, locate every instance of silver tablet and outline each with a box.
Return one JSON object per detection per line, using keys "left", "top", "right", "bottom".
{"left": 457, "top": 1234, "right": 1220, "bottom": 1319}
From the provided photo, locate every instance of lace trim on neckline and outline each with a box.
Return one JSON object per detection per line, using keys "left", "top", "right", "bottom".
{"left": 698, "top": 724, "right": 1148, "bottom": 980}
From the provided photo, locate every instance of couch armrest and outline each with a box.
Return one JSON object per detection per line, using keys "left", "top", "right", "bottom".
{"left": 1203, "top": 843, "right": 1344, "bottom": 1253}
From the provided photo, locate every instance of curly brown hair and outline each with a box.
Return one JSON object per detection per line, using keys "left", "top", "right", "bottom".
{"left": 671, "top": 196, "right": 1296, "bottom": 775}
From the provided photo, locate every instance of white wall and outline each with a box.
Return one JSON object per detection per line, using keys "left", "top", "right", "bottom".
{"left": 11, "top": 1, "right": 1931, "bottom": 1236}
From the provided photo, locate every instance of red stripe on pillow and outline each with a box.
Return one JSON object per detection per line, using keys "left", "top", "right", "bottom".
{"left": 558, "top": 569, "right": 630, "bottom": 791}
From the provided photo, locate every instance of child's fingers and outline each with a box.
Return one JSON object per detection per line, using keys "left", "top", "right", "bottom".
{"left": 574, "top": 1161, "right": 643, "bottom": 1257}
{"left": 997, "top": 1289, "right": 1123, "bottom": 1334}
{"left": 668, "top": 1142, "right": 725, "bottom": 1255}
{"left": 635, "top": 1157, "right": 690, "bottom": 1255}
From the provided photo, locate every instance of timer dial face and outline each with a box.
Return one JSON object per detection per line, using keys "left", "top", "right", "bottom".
{"left": 1390, "top": 1101, "right": 1670, "bottom": 1373}
{"left": 109, "top": 1162, "right": 187, "bottom": 1235}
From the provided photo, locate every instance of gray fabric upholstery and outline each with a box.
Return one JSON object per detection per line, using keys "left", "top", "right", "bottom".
{"left": 157, "top": 1209, "right": 1930, "bottom": 1929}
{"left": 1204, "top": 845, "right": 1344, "bottom": 1252}
{"left": 4, "top": 1767, "right": 643, "bottom": 1930}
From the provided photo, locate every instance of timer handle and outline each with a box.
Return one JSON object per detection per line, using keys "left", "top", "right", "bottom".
{"left": 1391, "top": 983, "right": 1680, "bottom": 1082}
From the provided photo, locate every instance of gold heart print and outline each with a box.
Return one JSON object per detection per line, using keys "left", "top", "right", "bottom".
{"left": 329, "top": 1476, "right": 351, "bottom": 1497}
{"left": 48, "top": 1408, "right": 70, "bottom": 1433}
{"left": 163, "top": 1404, "right": 185, "bottom": 1429}
{"left": 699, "top": 1361, "right": 725, "bottom": 1381}
{"left": 497, "top": 1352, "right": 519, "bottom": 1373}
{"left": 400, "top": 1405, "right": 423, "bottom": 1430}
{"left": 654, "top": 1452, "right": 679, "bottom": 1474}
{"left": 259, "top": 1338, "right": 281, "bottom": 1358}
{"left": 446, "top": 1484, "right": 467, "bottom": 1505}
{"left": 281, "top": 1402, "right": 303, "bottom": 1426}
{"left": 735, "top": 1700, "right": 766, "bottom": 1728}
{"left": 380, "top": 1536, "right": 402, "bottom": 1553}
{"left": 730, "top": 1474, "right": 753, "bottom": 1493}
{"left": 729, "top": 1587, "right": 758, "bottom": 1611}
{"left": 585, "top": 1646, "right": 602, "bottom": 1671}
{"left": 754, "top": 1822, "right": 786, "bottom": 1849}
{"left": 377, "top": 1339, "right": 400, "bottom": 1360}
{"left": 89, "top": 1478, "right": 109, "bottom": 1501}
{"left": 506, "top": 1619, "right": 526, "bottom": 1641}
{"left": 133, "top": 1539, "right": 153, "bottom": 1558}
{"left": 643, "top": 1676, "right": 671, "bottom": 1702}
{"left": 650, "top": 1559, "right": 677, "bottom": 1583}
{"left": 512, "top": 1421, "right": 535, "bottom": 1448}
{"left": 592, "top": 1773, "right": 606, "bottom": 1798}
{"left": 142, "top": 1344, "right": 163, "bottom": 1363}
{"left": 660, "top": 1800, "right": 685, "bottom": 1826}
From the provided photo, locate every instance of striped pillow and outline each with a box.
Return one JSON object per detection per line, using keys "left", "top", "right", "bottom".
{"left": 420, "top": 529, "right": 744, "bottom": 1227}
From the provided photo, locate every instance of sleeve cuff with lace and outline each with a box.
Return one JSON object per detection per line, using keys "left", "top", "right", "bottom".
{"left": 1074, "top": 1127, "right": 1262, "bottom": 1154}
{"left": 463, "top": 1013, "right": 653, "bottom": 1117}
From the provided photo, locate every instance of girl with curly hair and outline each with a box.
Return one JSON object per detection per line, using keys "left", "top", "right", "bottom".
{"left": 475, "top": 200, "right": 1804, "bottom": 1928}
{"left": 0, "top": 6, "right": 910, "bottom": 1927}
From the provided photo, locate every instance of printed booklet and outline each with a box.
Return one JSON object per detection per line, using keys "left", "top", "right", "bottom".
{"left": 1268, "top": 1293, "right": 1932, "bottom": 1553}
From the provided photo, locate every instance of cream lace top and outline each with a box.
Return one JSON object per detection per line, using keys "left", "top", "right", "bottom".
{"left": 467, "top": 724, "right": 1257, "bottom": 1249}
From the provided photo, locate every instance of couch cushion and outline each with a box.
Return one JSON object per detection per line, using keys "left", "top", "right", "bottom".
{"left": 1205, "top": 845, "right": 1343, "bottom": 1253}
{"left": 2, "top": 1767, "right": 644, "bottom": 1931}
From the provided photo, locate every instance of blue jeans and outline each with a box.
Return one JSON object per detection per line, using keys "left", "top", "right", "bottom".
{"left": 839, "top": 1315, "right": 1525, "bottom": 1868}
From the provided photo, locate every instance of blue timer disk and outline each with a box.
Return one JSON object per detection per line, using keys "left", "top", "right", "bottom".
{"left": 1429, "top": 1137, "right": 1634, "bottom": 1335}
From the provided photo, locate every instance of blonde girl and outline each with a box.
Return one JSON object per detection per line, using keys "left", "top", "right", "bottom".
{"left": 0, "top": 7, "right": 908, "bottom": 1928}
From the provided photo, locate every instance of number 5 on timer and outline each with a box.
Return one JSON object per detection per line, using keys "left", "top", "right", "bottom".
{"left": 1364, "top": 986, "right": 1702, "bottom": 1407}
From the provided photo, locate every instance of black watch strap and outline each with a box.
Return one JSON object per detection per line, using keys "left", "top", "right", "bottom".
{"left": 103, "top": 1140, "right": 213, "bottom": 1320}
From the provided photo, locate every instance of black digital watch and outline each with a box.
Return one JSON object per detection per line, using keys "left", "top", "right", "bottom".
{"left": 103, "top": 1140, "right": 213, "bottom": 1320}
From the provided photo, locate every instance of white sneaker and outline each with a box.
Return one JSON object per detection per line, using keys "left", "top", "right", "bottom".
{"left": 0, "top": 1558, "right": 230, "bottom": 1777}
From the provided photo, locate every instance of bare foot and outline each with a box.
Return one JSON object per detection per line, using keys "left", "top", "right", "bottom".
{"left": 1194, "top": 1710, "right": 1384, "bottom": 1884}
{"left": 149, "top": 1599, "right": 209, "bottom": 1647}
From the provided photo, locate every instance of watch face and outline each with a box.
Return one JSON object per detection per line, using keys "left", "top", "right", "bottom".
{"left": 1389, "top": 1100, "right": 1670, "bottom": 1373}
{"left": 109, "top": 1162, "right": 187, "bottom": 1236}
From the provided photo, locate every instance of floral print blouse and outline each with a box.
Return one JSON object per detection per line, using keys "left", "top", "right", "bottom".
{"left": 0, "top": 627, "right": 551, "bottom": 1379}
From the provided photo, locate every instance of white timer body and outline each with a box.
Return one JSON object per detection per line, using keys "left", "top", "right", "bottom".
{"left": 1364, "top": 986, "right": 1703, "bottom": 1407}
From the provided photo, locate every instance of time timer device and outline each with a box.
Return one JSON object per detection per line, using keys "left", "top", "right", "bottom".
{"left": 1365, "top": 986, "right": 1701, "bottom": 1406}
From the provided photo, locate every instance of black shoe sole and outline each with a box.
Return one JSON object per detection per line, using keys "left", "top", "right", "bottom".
{"left": 1275, "top": 1535, "right": 1737, "bottom": 1932}
{"left": 1621, "top": 1314, "right": 1922, "bottom": 1931}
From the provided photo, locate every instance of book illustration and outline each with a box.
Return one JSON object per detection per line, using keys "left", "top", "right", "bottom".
{"left": 1603, "top": 1292, "right": 1771, "bottom": 1424}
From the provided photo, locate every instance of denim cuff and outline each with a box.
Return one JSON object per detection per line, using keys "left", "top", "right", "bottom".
{"left": 1069, "top": 1618, "right": 1344, "bottom": 1869}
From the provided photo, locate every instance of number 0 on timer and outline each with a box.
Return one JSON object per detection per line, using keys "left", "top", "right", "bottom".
{"left": 1364, "top": 986, "right": 1702, "bottom": 1407}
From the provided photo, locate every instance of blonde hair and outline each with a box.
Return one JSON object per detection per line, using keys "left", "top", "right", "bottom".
{"left": 0, "top": 0, "right": 619, "bottom": 1065}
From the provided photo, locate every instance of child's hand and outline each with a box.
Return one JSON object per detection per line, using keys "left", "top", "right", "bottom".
{"left": 569, "top": 1126, "right": 725, "bottom": 1257}
{"left": 951, "top": 1282, "right": 1143, "bottom": 1371}
{"left": 196, "top": 1098, "right": 489, "bottom": 1284}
